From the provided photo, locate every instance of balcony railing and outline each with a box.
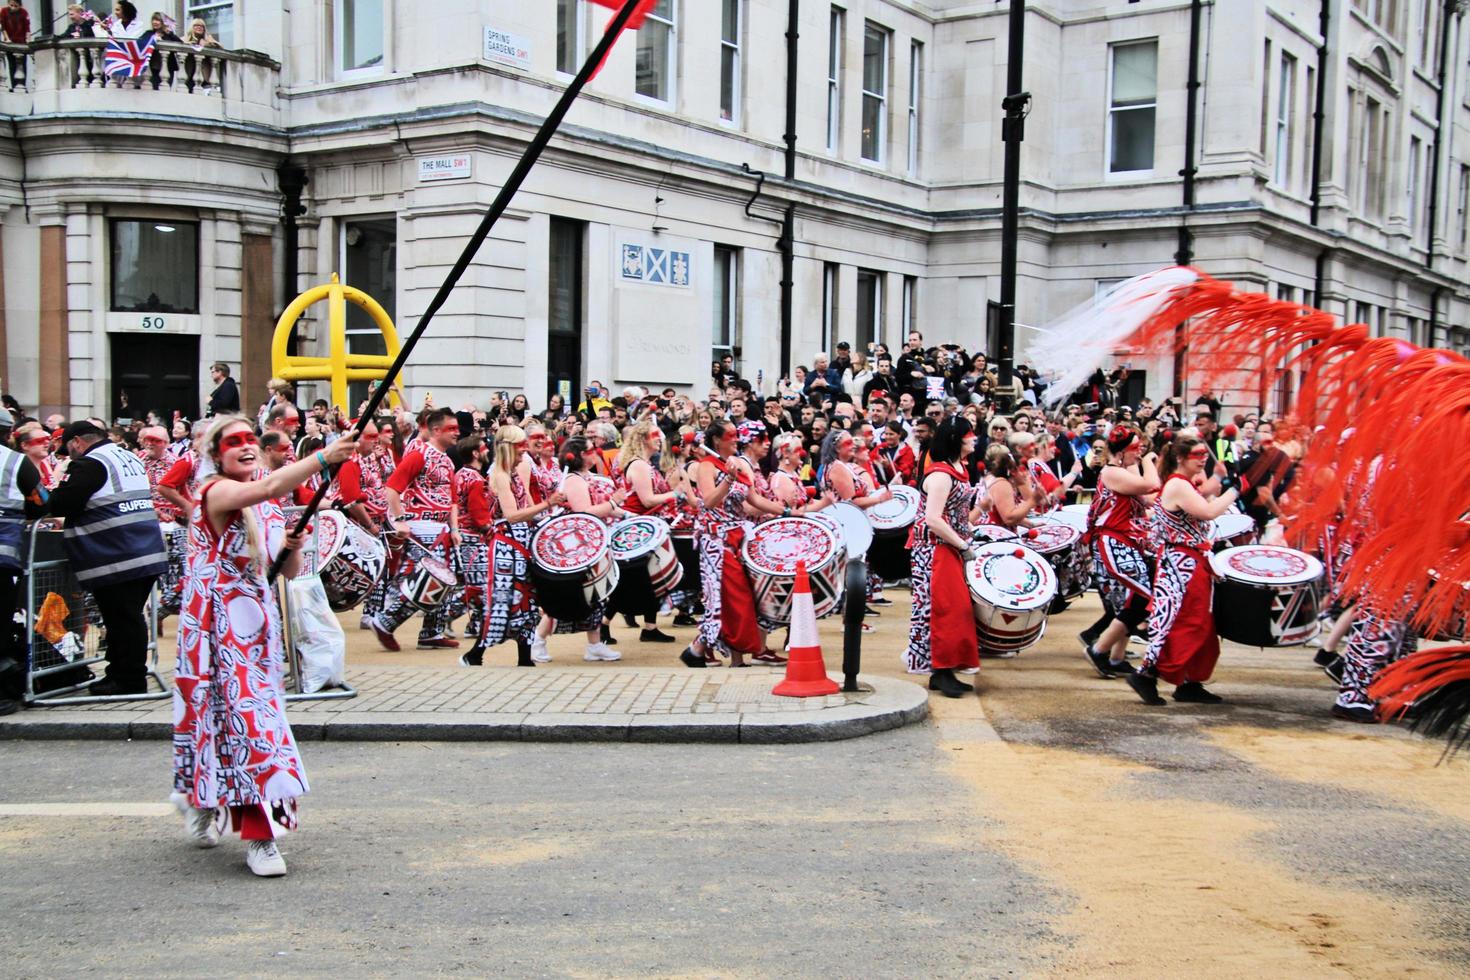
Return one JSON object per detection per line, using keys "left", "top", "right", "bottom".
{"left": 1, "top": 38, "right": 280, "bottom": 127}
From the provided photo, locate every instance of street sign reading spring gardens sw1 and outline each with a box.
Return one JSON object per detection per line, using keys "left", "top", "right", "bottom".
{"left": 483, "top": 27, "right": 532, "bottom": 70}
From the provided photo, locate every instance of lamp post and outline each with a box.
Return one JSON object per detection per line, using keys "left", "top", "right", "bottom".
{"left": 997, "top": 1, "right": 1029, "bottom": 389}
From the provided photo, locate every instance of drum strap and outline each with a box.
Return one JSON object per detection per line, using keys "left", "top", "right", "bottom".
{"left": 491, "top": 524, "right": 533, "bottom": 561}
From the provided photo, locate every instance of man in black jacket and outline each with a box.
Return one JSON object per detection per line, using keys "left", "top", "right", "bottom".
{"left": 206, "top": 361, "right": 240, "bottom": 416}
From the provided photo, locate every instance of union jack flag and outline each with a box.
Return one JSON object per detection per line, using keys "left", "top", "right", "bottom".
{"left": 103, "top": 31, "right": 157, "bottom": 80}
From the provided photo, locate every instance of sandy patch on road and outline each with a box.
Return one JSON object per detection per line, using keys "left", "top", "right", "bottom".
{"left": 937, "top": 704, "right": 1455, "bottom": 976}
{"left": 410, "top": 836, "right": 575, "bottom": 871}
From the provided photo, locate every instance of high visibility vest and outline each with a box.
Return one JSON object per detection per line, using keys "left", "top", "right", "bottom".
{"left": 0, "top": 447, "right": 26, "bottom": 572}
{"left": 61, "top": 441, "right": 168, "bottom": 588}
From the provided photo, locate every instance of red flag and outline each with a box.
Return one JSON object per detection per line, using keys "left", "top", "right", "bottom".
{"left": 587, "top": 0, "right": 659, "bottom": 32}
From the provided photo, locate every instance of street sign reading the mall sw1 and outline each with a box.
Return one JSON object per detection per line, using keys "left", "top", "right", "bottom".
{"left": 418, "top": 155, "right": 473, "bottom": 182}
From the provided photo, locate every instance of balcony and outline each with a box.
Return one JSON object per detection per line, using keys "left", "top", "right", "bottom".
{"left": 1, "top": 38, "right": 280, "bottom": 129}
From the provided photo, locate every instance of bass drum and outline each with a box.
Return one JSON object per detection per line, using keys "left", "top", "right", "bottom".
{"left": 828, "top": 502, "right": 874, "bottom": 562}
{"left": 1210, "top": 545, "right": 1324, "bottom": 646}
{"left": 301, "top": 509, "right": 388, "bottom": 612}
{"left": 529, "top": 513, "right": 620, "bottom": 622}
{"left": 608, "top": 515, "right": 681, "bottom": 603}
{"left": 966, "top": 542, "right": 1057, "bottom": 654}
{"left": 867, "top": 485, "right": 920, "bottom": 581}
{"left": 742, "top": 517, "right": 846, "bottom": 625}
{"left": 1210, "top": 512, "right": 1259, "bottom": 552}
{"left": 1018, "top": 522, "right": 1085, "bottom": 601}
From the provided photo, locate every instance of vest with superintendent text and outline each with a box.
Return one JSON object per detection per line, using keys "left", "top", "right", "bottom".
{"left": 62, "top": 441, "right": 168, "bottom": 588}
{"left": 0, "top": 446, "right": 27, "bottom": 572}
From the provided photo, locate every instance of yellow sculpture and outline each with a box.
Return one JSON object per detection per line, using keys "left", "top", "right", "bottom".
{"left": 272, "top": 274, "right": 401, "bottom": 412}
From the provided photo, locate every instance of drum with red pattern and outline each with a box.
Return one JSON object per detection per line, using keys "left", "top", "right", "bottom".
{"left": 609, "top": 516, "right": 681, "bottom": 601}
{"left": 1017, "top": 521, "right": 1085, "bottom": 600}
{"left": 965, "top": 542, "right": 1057, "bottom": 652}
{"left": 1210, "top": 545, "right": 1324, "bottom": 646}
{"left": 742, "top": 517, "right": 846, "bottom": 624}
{"left": 300, "top": 509, "right": 387, "bottom": 612}
{"left": 529, "top": 513, "right": 620, "bottom": 622}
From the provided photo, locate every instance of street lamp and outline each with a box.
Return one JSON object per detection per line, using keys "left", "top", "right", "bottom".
{"left": 996, "top": 1, "right": 1028, "bottom": 390}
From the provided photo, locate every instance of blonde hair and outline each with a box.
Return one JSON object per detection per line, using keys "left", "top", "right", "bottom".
{"left": 618, "top": 419, "right": 661, "bottom": 469}
{"left": 773, "top": 432, "right": 803, "bottom": 457}
{"left": 1006, "top": 431, "right": 1037, "bottom": 454}
{"left": 200, "top": 415, "right": 267, "bottom": 576}
{"left": 494, "top": 424, "right": 526, "bottom": 474}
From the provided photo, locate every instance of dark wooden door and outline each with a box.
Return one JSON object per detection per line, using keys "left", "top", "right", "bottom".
{"left": 110, "top": 333, "right": 199, "bottom": 424}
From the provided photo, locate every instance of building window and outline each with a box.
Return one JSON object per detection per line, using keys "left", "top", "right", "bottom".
{"left": 1407, "top": 136, "right": 1422, "bottom": 234}
{"left": 901, "top": 275, "right": 916, "bottom": 340}
{"left": 186, "top": 0, "right": 234, "bottom": 49}
{"left": 338, "top": 0, "right": 384, "bottom": 74}
{"left": 906, "top": 41, "right": 922, "bottom": 176}
{"left": 110, "top": 220, "right": 199, "bottom": 314}
{"left": 548, "top": 218, "right": 585, "bottom": 403}
{"left": 1108, "top": 40, "right": 1157, "bottom": 175}
{"left": 855, "top": 269, "right": 883, "bottom": 349}
{"left": 635, "top": 0, "right": 676, "bottom": 103}
{"left": 1274, "top": 53, "right": 1296, "bottom": 188}
{"left": 341, "top": 217, "right": 396, "bottom": 407}
{"left": 1457, "top": 164, "right": 1470, "bottom": 253}
{"left": 1354, "top": 0, "right": 1400, "bottom": 36}
{"left": 826, "top": 7, "right": 844, "bottom": 153}
{"left": 1259, "top": 40, "right": 1272, "bottom": 156}
{"left": 821, "top": 262, "right": 839, "bottom": 353}
{"left": 720, "top": 0, "right": 741, "bottom": 122}
{"left": 860, "top": 23, "right": 889, "bottom": 163}
{"left": 713, "top": 246, "right": 740, "bottom": 369}
{"left": 556, "top": 0, "right": 583, "bottom": 75}
{"left": 1353, "top": 94, "right": 1389, "bottom": 220}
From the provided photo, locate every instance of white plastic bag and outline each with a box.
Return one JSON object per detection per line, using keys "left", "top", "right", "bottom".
{"left": 288, "top": 575, "right": 346, "bottom": 693}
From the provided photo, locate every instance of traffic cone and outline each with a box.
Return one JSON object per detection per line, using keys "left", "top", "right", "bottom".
{"left": 773, "top": 561, "right": 841, "bottom": 697}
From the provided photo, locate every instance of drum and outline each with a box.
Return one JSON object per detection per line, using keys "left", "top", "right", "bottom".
{"left": 828, "top": 502, "right": 874, "bottom": 561}
{"left": 1018, "top": 522, "right": 1085, "bottom": 600}
{"left": 609, "top": 516, "right": 681, "bottom": 601}
{"left": 966, "top": 542, "right": 1058, "bottom": 653}
{"left": 1210, "top": 512, "right": 1259, "bottom": 551}
{"left": 806, "top": 511, "right": 845, "bottom": 550}
{"left": 303, "top": 510, "right": 388, "bottom": 611}
{"left": 742, "top": 517, "right": 846, "bottom": 625}
{"left": 1210, "top": 545, "right": 1324, "bottom": 647}
{"left": 401, "top": 555, "right": 457, "bottom": 609}
{"left": 529, "top": 513, "right": 620, "bottom": 622}
{"left": 1041, "top": 508, "right": 1089, "bottom": 537}
{"left": 972, "top": 523, "right": 1017, "bottom": 544}
{"left": 867, "top": 486, "right": 920, "bottom": 580}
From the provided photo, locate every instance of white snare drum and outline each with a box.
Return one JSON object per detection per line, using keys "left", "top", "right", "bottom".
{"left": 1040, "top": 509, "right": 1089, "bottom": 537}
{"left": 806, "top": 512, "right": 845, "bottom": 549}
{"left": 867, "top": 486, "right": 919, "bottom": 580}
{"left": 529, "top": 513, "right": 620, "bottom": 622}
{"left": 1018, "top": 522, "right": 1085, "bottom": 600}
{"left": 1060, "top": 503, "right": 1091, "bottom": 520}
{"left": 966, "top": 542, "right": 1057, "bottom": 653}
{"left": 302, "top": 509, "right": 387, "bottom": 611}
{"left": 972, "top": 523, "right": 1017, "bottom": 544}
{"left": 401, "top": 555, "right": 456, "bottom": 609}
{"left": 1211, "top": 512, "right": 1259, "bottom": 551}
{"left": 742, "top": 517, "right": 846, "bottom": 625}
{"left": 829, "top": 502, "right": 874, "bottom": 561}
{"left": 609, "top": 516, "right": 681, "bottom": 601}
{"left": 1210, "top": 545, "right": 1324, "bottom": 647}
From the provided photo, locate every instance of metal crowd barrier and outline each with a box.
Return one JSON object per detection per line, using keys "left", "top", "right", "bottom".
{"left": 279, "top": 506, "right": 357, "bottom": 703}
{"left": 21, "top": 523, "right": 169, "bottom": 706}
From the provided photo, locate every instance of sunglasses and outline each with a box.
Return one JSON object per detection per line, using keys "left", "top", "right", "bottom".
{"left": 220, "top": 431, "right": 258, "bottom": 451}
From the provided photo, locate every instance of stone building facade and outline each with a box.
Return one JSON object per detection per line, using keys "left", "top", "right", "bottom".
{"left": 2, "top": 0, "right": 1468, "bottom": 419}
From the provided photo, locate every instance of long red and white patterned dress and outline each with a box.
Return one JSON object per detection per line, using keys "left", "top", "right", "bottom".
{"left": 1141, "top": 480, "right": 1220, "bottom": 685}
{"left": 906, "top": 462, "right": 981, "bottom": 673}
{"left": 479, "top": 471, "right": 539, "bottom": 648}
{"left": 697, "top": 461, "right": 762, "bottom": 655}
{"left": 173, "top": 482, "right": 306, "bottom": 837}
{"left": 552, "top": 472, "right": 616, "bottom": 634}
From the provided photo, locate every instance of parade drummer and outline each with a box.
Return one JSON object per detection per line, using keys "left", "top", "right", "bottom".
{"left": 905, "top": 417, "right": 983, "bottom": 695}
{"left": 171, "top": 415, "right": 358, "bottom": 877}
{"left": 370, "top": 408, "right": 461, "bottom": 652}
{"left": 451, "top": 434, "right": 494, "bottom": 649}
{"left": 137, "top": 424, "right": 186, "bottom": 618}
{"left": 679, "top": 420, "right": 765, "bottom": 669}
{"left": 769, "top": 432, "right": 835, "bottom": 519}
{"left": 1124, "top": 433, "right": 1242, "bottom": 706}
{"left": 460, "top": 425, "right": 565, "bottom": 668}
{"left": 733, "top": 421, "right": 795, "bottom": 663}
{"left": 331, "top": 418, "right": 395, "bottom": 629}
{"left": 155, "top": 419, "right": 215, "bottom": 525}
{"left": 530, "top": 437, "right": 627, "bottom": 664}
{"left": 616, "top": 420, "right": 682, "bottom": 644}
{"left": 978, "top": 444, "right": 1040, "bottom": 528}
{"left": 1081, "top": 426, "right": 1160, "bottom": 679}
{"left": 819, "top": 428, "right": 893, "bottom": 616}
{"left": 667, "top": 427, "right": 705, "bottom": 628}
{"left": 1012, "top": 431, "right": 1081, "bottom": 514}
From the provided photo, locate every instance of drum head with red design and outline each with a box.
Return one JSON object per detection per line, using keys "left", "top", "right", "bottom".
{"left": 531, "top": 513, "right": 611, "bottom": 574}
{"left": 972, "top": 523, "right": 1017, "bottom": 543}
{"left": 743, "top": 517, "right": 840, "bottom": 575}
{"left": 609, "top": 516, "right": 669, "bottom": 562}
{"left": 1210, "top": 545, "right": 1323, "bottom": 586}
{"left": 1019, "top": 522, "right": 1079, "bottom": 555}
{"left": 966, "top": 542, "right": 1057, "bottom": 610}
{"left": 867, "top": 485, "right": 920, "bottom": 530}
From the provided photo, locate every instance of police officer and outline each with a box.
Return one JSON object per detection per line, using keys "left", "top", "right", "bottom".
{"left": 46, "top": 420, "right": 168, "bottom": 697}
{"left": 0, "top": 406, "right": 49, "bottom": 715}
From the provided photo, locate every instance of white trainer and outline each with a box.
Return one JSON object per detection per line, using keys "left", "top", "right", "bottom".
{"left": 957, "top": 666, "right": 980, "bottom": 675}
{"left": 246, "top": 839, "right": 288, "bottom": 877}
{"left": 358, "top": 615, "right": 374, "bottom": 630}
{"left": 530, "top": 638, "right": 551, "bottom": 663}
{"left": 170, "top": 792, "right": 221, "bottom": 849}
{"left": 584, "top": 642, "right": 621, "bottom": 662}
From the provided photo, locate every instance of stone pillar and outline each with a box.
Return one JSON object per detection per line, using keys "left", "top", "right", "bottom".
{"left": 0, "top": 229, "right": 8, "bottom": 391}
{"left": 38, "top": 224, "right": 69, "bottom": 419}
{"left": 240, "top": 229, "right": 276, "bottom": 406}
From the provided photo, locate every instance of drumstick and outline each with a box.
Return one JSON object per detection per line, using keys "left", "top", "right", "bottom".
{"left": 266, "top": 0, "right": 651, "bottom": 581}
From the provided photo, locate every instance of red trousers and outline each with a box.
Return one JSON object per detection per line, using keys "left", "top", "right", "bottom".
{"left": 930, "top": 545, "right": 980, "bottom": 670}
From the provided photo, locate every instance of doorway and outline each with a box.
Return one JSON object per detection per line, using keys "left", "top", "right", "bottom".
{"left": 110, "top": 333, "right": 200, "bottom": 425}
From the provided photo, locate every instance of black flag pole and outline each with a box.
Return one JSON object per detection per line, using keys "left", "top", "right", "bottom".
{"left": 269, "top": 0, "right": 647, "bottom": 581}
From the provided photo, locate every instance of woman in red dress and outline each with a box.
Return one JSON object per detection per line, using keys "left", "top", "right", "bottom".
{"left": 906, "top": 417, "right": 983, "bottom": 695}
{"left": 1125, "top": 433, "right": 1242, "bottom": 706}
{"left": 172, "top": 415, "right": 357, "bottom": 877}
{"left": 1083, "top": 427, "right": 1160, "bottom": 678}
{"left": 616, "top": 420, "right": 682, "bottom": 642}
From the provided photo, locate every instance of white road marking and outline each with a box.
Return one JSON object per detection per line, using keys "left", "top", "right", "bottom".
{"left": 0, "top": 803, "right": 175, "bottom": 817}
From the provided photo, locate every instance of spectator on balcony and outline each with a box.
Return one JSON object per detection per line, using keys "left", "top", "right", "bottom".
{"left": 180, "top": 17, "right": 221, "bottom": 90}
{"left": 147, "top": 10, "right": 180, "bottom": 85}
{"left": 182, "top": 17, "right": 219, "bottom": 48}
{"left": 1, "top": 0, "right": 29, "bottom": 91}
{"left": 59, "top": 4, "right": 90, "bottom": 38}
{"left": 93, "top": 0, "right": 144, "bottom": 38}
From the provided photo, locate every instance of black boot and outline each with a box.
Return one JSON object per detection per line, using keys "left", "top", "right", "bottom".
{"left": 458, "top": 647, "right": 484, "bottom": 667}
{"left": 672, "top": 611, "right": 698, "bottom": 627}
{"left": 679, "top": 645, "right": 706, "bottom": 669}
{"left": 928, "top": 668, "right": 969, "bottom": 698}
{"left": 1172, "top": 681, "right": 1223, "bottom": 704}
{"left": 641, "top": 628, "right": 677, "bottom": 643}
{"left": 1126, "top": 669, "right": 1167, "bottom": 706}
{"left": 516, "top": 639, "right": 536, "bottom": 667}
{"left": 600, "top": 622, "right": 617, "bottom": 645}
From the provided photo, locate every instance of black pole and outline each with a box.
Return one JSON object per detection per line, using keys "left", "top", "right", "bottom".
{"left": 1426, "top": 1, "right": 1457, "bottom": 272}
{"left": 779, "top": 0, "right": 799, "bottom": 380}
{"left": 278, "top": 164, "right": 308, "bottom": 359}
{"left": 268, "top": 0, "right": 648, "bottom": 580}
{"left": 997, "top": 1, "right": 1028, "bottom": 389}
{"left": 1174, "top": 0, "right": 1202, "bottom": 266}
{"left": 1310, "top": 0, "right": 1330, "bottom": 310}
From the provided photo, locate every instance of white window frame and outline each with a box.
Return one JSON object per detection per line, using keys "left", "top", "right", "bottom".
{"left": 826, "top": 7, "right": 844, "bottom": 154}
{"left": 635, "top": 0, "right": 677, "bottom": 106}
{"left": 1274, "top": 52, "right": 1296, "bottom": 188}
{"left": 712, "top": 245, "right": 740, "bottom": 368}
{"left": 860, "top": 22, "right": 889, "bottom": 164}
{"left": 556, "top": 0, "right": 585, "bottom": 76}
{"left": 185, "top": 0, "right": 234, "bottom": 49}
{"left": 901, "top": 275, "right": 916, "bottom": 341}
{"left": 1106, "top": 39, "right": 1159, "bottom": 177}
{"left": 1407, "top": 136, "right": 1421, "bottom": 233}
{"left": 821, "top": 262, "right": 839, "bottom": 353}
{"left": 336, "top": 0, "right": 386, "bottom": 77}
{"left": 906, "top": 41, "right": 922, "bottom": 176}
{"left": 1456, "top": 164, "right": 1470, "bottom": 253}
{"left": 719, "top": 0, "right": 742, "bottom": 124}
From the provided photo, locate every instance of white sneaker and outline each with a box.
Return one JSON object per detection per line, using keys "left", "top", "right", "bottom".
{"left": 957, "top": 666, "right": 980, "bottom": 675}
{"left": 246, "top": 839, "right": 287, "bottom": 877}
{"left": 359, "top": 615, "right": 374, "bottom": 630}
{"left": 530, "top": 638, "right": 551, "bottom": 663}
{"left": 170, "top": 791, "right": 220, "bottom": 849}
{"left": 584, "top": 642, "right": 621, "bottom": 662}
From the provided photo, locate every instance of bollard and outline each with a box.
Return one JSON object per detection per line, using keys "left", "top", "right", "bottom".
{"left": 841, "top": 558, "right": 867, "bottom": 692}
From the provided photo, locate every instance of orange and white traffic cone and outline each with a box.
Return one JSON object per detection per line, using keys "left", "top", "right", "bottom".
{"left": 773, "top": 561, "right": 840, "bottom": 697}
